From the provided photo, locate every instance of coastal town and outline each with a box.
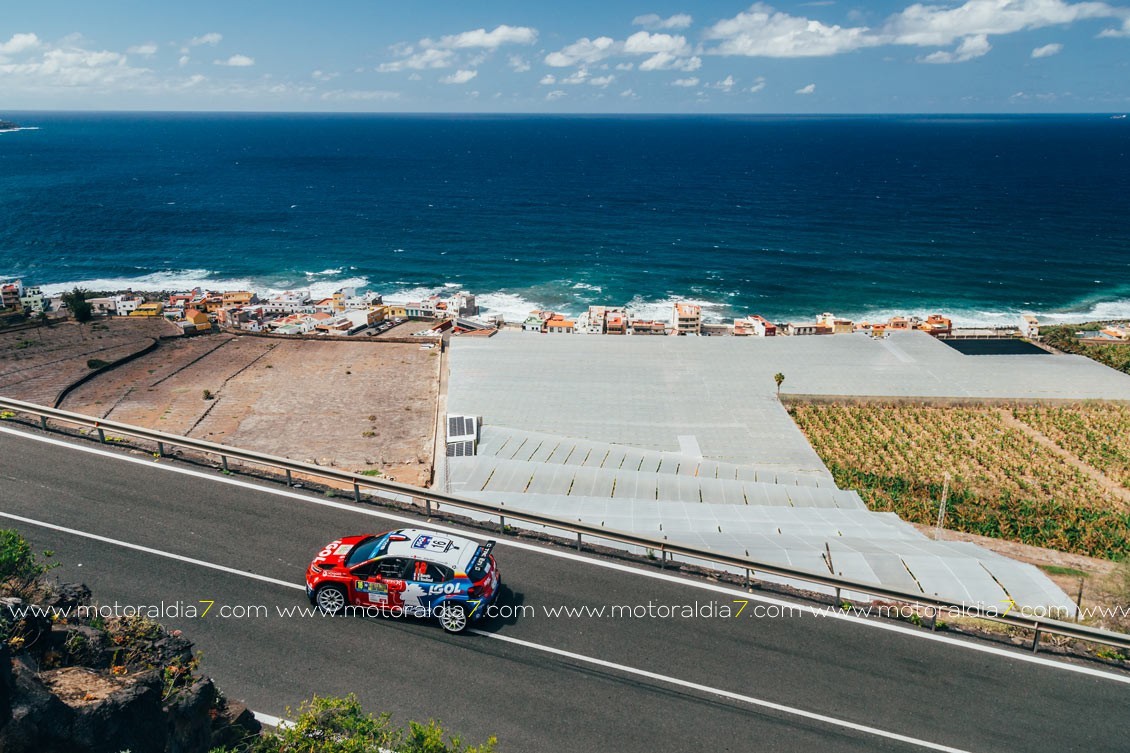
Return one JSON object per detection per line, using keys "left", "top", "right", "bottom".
{"left": 6, "top": 278, "right": 1125, "bottom": 342}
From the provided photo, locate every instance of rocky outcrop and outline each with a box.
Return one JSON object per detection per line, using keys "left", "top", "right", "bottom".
{"left": 0, "top": 586, "right": 260, "bottom": 753}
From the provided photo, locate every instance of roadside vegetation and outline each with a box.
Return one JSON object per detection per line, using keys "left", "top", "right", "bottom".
{"left": 789, "top": 404, "right": 1130, "bottom": 560}
{"left": 1042, "top": 322, "right": 1130, "bottom": 375}
{"left": 1, "top": 529, "right": 496, "bottom": 753}
{"left": 214, "top": 694, "right": 497, "bottom": 753}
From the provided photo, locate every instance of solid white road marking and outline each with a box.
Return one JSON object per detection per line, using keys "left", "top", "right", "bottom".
{"left": 0, "top": 509, "right": 304, "bottom": 592}
{"left": 0, "top": 502, "right": 973, "bottom": 753}
{"left": 471, "top": 629, "right": 974, "bottom": 753}
{"left": 2, "top": 424, "right": 1129, "bottom": 686}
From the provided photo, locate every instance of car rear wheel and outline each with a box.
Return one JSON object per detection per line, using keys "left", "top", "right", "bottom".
{"left": 315, "top": 584, "right": 347, "bottom": 615}
{"left": 438, "top": 603, "right": 468, "bottom": 633}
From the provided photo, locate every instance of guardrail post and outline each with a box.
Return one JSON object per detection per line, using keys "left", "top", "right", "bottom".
{"left": 40, "top": 416, "right": 48, "bottom": 430}
{"left": 353, "top": 482, "right": 361, "bottom": 503}
{"left": 931, "top": 607, "right": 938, "bottom": 631}
{"left": 835, "top": 587, "right": 841, "bottom": 605}
{"left": 97, "top": 428, "right": 106, "bottom": 443}
{"left": 156, "top": 441, "right": 165, "bottom": 457}
{"left": 286, "top": 469, "right": 293, "bottom": 487}
{"left": 576, "top": 532, "right": 582, "bottom": 552}
{"left": 221, "top": 455, "right": 229, "bottom": 472}
{"left": 1032, "top": 625, "right": 1041, "bottom": 654}
{"left": 745, "top": 568, "right": 751, "bottom": 591}
{"left": 660, "top": 550, "right": 667, "bottom": 570}
{"left": 499, "top": 515, "right": 505, "bottom": 534}
{"left": 426, "top": 498, "right": 432, "bottom": 517}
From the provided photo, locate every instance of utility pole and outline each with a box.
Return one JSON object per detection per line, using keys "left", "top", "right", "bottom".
{"left": 934, "top": 473, "right": 950, "bottom": 541}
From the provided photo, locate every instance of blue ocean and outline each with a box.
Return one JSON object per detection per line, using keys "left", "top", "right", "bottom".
{"left": 1, "top": 112, "right": 1127, "bottom": 324}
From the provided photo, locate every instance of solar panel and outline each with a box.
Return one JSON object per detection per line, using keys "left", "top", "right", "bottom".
{"left": 446, "top": 440, "right": 476, "bottom": 457}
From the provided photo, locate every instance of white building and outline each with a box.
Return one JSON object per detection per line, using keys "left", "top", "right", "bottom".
{"left": 113, "top": 295, "right": 141, "bottom": 315}
{"left": 1020, "top": 315, "right": 1040, "bottom": 339}
{"left": 263, "top": 291, "right": 313, "bottom": 315}
{"left": 19, "top": 286, "right": 45, "bottom": 313}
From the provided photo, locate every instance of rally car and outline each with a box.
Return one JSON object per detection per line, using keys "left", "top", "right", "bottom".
{"left": 305, "top": 528, "right": 500, "bottom": 633}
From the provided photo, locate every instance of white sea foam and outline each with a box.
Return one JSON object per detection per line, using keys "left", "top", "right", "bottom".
{"left": 475, "top": 292, "right": 546, "bottom": 322}
{"left": 622, "top": 295, "right": 731, "bottom": 322}
{"left": 25, "top": 270, "right": 1130, "bottom": 327}
{"left": 850, "top": 299, "right": 1130, "bottom": 329}
{"left": 37, "top": 270, "right": 371, "bottom": 301}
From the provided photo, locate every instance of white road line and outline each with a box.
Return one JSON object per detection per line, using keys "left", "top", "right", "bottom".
{"left": 0, "top": 509, "right": 304, "bottom": 592}
{"left": 3, "top": 424, "right": 1129, "bottom": 686}
{"left": 0, "top": 501, "right": 973, "bottom": 753}
{"left": 470, "top": 629, "right": 973, "bottom": 753}
{"left": 251, "top": 711, "right": 293, "bottom": 729}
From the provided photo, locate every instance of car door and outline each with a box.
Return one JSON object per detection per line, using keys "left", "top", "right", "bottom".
{"left": 403, "top": 560, "right": 454, "bottom": 615}
{"left": 350, "top": 557, "right": 410, "bottom": 609}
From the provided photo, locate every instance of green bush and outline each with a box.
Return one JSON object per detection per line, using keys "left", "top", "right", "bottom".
{"left": 0, "top": 528, "right": 55, "bottom": 597}
{"left": 225, "top": 694, "right": 496, "bottom": 753}
{"left": 87, "top": 358, "right": 110, "bottom": 369}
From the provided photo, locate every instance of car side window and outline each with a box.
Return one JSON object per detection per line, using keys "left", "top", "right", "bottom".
{"left": 377, "top": 557, "right": 411, "bottom": 580}
{"left": 351, "top": 559, "right": 380, "bottom": 578}
{"left": 425, "top": 563, "right": 452, "bottom": 582}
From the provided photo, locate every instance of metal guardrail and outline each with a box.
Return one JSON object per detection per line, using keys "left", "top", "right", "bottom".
{"left": 2, "top": 395, "right": 1129, "bottom": 657}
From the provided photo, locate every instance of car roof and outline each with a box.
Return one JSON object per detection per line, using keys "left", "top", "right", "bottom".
{"left": 384, "top": 528, "right": 482, "bottom": 572}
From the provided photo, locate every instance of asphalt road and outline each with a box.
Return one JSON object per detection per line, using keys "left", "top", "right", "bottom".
{"left": 1, "top": 425, "right": 1127, "bottom": 752}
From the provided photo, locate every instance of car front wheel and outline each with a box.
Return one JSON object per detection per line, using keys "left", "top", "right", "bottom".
{"left": 315, "top": 584, "right": 348, "bottom": 615}
{"left": 438, "top": 603, "right": 468, "bottom": 633}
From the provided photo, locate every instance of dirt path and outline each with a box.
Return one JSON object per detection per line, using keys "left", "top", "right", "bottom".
{"left": 997, "top": 408, "right": 1130, "bottom": 509}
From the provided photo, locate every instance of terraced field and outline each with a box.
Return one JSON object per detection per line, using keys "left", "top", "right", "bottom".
{"left": 790, "top": 403, "right": 1130, "bottom": 560}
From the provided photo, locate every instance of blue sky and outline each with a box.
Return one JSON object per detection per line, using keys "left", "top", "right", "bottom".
{"left": 2, "top": 1, "right": 1129, "bottom": 112}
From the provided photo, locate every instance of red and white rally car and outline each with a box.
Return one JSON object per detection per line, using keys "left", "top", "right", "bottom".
{"left": 305, "top": 528, "right": 500, "bottom": 633}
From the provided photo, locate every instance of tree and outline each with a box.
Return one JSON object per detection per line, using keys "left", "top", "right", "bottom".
{"left": 774, "top": 372, "right": 785, "bottom": 397}
{"left": 61, "top": 287, "right": 93, "bottom": 323}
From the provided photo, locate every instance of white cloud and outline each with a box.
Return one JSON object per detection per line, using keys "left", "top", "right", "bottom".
{"left": 615, "top": 62, "right": 635, "bottom": 70}
{"left": 0, "top": 42, "right": 149, "bottom": 89}
{"left": 377, "top": 48, "right": 454, "bottom": 72}
{"left": 547, "top": 30, "right": 700, "bottom": 70}
{"left": 1098, "top": 17, "right": 1130, "bottom": 36}
{"left": 704, "top": 1, "right": 1126, "bottom": 60}
{"left": 545, "top": 36, "right": 618, "bottom": 66}
{"left": 189, "top": 33, "right": 223, "bottom": 48}
{"left": 709, "top": 75, "right": 736, "bottom": 91}
{"left": 127, "top": 43, "right": 158, "bottom": 56}
{"left": 620, "top": 88, "right": 638, "bottom": 98}
{"left": 749, "top": 76, "right": 767, "bottom": 93}
{"left": 319, "top": 89, "right": 400, "bottom": 101}
{"left": 672, "top": 77, "right": 700, "bottom": 86}
{"left": 1031, "top": 42, "right": 1064, "bottom": 57}
{"left": 590, "top": 74, "right": 615, "bottom": 87}
{"left": 440, "top": 68, "right": 477, "bottom": 84}
{"left": 539, "top": 73, "right": 556, "bottom": 85}
{"left": 508, "top": 54, "right": 531, "bottom": 72}
{"left": 706, "top": 3, "right": 877, "bottom": 57}
{"left": 919, "top": 34, "right": 991, "bottom": 63}
{"left": 795, "top": 82, "right": 816, "bottom": 94}
{"left": 545, "top": 89, "right": 566, "bottom": 100}
{"left": 379, "top": 24, "right": 536, "bottom": 73}
{"left": 427, "top": 25, "right": 537, "bottom": 50}
{"left": 561, "top": 68, "right": 590, "bottom": 84}
{"left": 0, "top": 33, "right": 41, "bottom": 56}
{"left": 215, "top": 54, "right": 254, "bottom": 67}
{"left": 312, "top": 69, "right": 339, "bottom": 81}
{"left": 623, "top": 31, "right": 691, "bottom": 55}
{"left": 632, "top": 13, "right": 694, "bottom": 30}
{"left": 639, "top": 52, "right": 702, "bottom": 71}
{"left": 178, "top": 55, "right": 190, "bottom": 67}
{"left": 883, "top": 0, "right": 1116, "bottom": 47}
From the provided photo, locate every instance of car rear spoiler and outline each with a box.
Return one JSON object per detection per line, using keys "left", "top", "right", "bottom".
{"left": 469, "top": 540, "right": 496, "bottom": 578}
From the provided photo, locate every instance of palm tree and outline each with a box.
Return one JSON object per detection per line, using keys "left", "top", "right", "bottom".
{"left": 774, "top": 372, "right": 785, "bottom": 398}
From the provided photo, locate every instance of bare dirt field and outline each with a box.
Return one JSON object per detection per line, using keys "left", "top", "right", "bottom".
{"left": 0, "top": 318, "right": 174, "bottom": 405}
{"left": 60, "top": 334, "right": 440, "bottom": 486}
